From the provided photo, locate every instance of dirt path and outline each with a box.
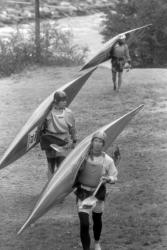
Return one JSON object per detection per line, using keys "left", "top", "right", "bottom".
{"left": 0, "top": 66, "right": 167, "bottom": 250}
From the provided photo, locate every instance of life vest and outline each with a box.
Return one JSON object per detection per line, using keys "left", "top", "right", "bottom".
{"left": 78, "top": 154, "right": 105, "bottom": 188}
{"left": 112, "top": 43, "right": 130, "bottom": 62}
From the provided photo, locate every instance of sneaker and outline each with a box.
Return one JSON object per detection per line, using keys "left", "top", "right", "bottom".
{"left": 94, "top": 242, "right": 101, "bottom": 250}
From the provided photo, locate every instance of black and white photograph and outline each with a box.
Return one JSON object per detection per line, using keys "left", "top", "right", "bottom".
{"left": 0, "top": 0, "right": 166, "bottom": 249}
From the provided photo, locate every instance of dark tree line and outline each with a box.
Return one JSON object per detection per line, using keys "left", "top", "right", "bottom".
{"left": 101, "top": 0, "right": 167, "bottom": 67}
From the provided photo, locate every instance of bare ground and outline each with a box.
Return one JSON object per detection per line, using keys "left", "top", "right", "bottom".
{"left": 0, "top": 66, "right": 166, "bottom": 250}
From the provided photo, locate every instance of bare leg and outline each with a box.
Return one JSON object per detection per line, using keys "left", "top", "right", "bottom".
{"left": 118, "top": 72, "right": 123, "bottom": 91}
{"left": 112, "top": 70, "right": 117, "bottom": 90}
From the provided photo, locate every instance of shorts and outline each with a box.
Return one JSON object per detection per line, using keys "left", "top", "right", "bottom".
{"left": 112, "top": 57, "right": 125, "bottom": 72}
{"left": 40, "top": 131, "right": 68, "bottom": 150}
{"left": 75, "top": 185, "right": 106, "bottom": 214}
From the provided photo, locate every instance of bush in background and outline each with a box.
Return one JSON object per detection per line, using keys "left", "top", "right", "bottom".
{"left": 40, "top": 23, "right": 88, "bottom": 66}
{"left": 0, "top": 23, "right": 88, "bottom": 77}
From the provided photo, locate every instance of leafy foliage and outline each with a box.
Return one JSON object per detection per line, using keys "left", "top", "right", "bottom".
{"left": 101, "top": 0, "right": 167, "bottom": 67}
{"left": 0, "top": 23, "right": 88, "bottom": 77}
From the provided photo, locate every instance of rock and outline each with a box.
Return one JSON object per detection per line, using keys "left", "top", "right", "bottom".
{"left": 86, "top": 0, "right": 95, "bottom": 4}
{"left": 40, "top": 7, "right": 52, "bottom": 19}
{"left": 60, "top": 1, "right": 71, "bottom": 7}
{"left": 0, "top": 21, "right": 4, "bottom": 27}
{"left": 0, "top": 12, "right": 13, "bottom": 25}
{"left": 54, "top": 5, "right": 77, "bottom": 17}
{"left": 5, "top": 8, "right": 19, "bottom": 15}
{"left": 51, "top": 10, "right": 62, "bottom": 20}
{"left": 21, "top": 10, "right": 35, "bottom": 20}
{"left": 46, "top": 0, "right": 59, "bottom": 5}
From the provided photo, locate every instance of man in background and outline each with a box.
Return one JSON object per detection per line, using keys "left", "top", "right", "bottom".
{"left": 110, "top": 34, "right": 131, "bottom": 91}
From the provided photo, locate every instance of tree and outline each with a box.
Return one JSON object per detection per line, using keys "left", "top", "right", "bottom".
{"left": 35, "top": 0, "right": 41, "bottom": 62}
{"left": 101, "top": 0, "right": 167, "bottom": 67}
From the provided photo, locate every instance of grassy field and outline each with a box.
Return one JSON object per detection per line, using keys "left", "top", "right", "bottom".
{"left": 0, "top": 65, "right": 166, "bottom": 250}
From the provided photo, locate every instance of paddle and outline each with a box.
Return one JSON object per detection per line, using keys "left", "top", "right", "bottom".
{"left": 50, "top": 144, "right": 65, "bottom": 153}
{"left": 50, "top": 143, "right": 74, "bottom": 158}
{"left": 80, "top": 180, "right": 104, "bottom": 209}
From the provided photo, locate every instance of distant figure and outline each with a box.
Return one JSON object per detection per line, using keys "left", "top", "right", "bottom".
{"left": 110, "top": 34, "right": 131, "bottom": 91}
{"left": 74, "top": 131, "right": 118, "bottom": 250}
{"left": 40, "top": 90, "right": 77, "bottom": 179}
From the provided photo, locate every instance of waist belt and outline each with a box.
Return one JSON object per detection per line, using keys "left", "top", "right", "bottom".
{"left": 80, "top": 184, "right": 96, "bottom": 192}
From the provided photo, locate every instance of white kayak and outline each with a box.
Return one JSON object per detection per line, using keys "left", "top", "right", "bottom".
{"left": 81, "top": 24, "right": 152, "bottom": 70}
{"left": 0, "top": 67, "right": 96, "bottom": 170}
{"left": 18, "top": 104, "right": 144, "bottom": 234}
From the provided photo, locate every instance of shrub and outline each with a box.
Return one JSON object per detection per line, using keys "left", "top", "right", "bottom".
{"left": 40, "top": 23, "right": 88, "bottom": 66}
{"left": 0, "top": 23, "right": 88, "bottom": 77}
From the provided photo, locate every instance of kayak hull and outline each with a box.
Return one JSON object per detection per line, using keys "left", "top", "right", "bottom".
{"left": 81, "top": 24, "right": 151, "bottom": 70}
{"left": 0, "top": 67, "right": 96, "bottom": 169}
